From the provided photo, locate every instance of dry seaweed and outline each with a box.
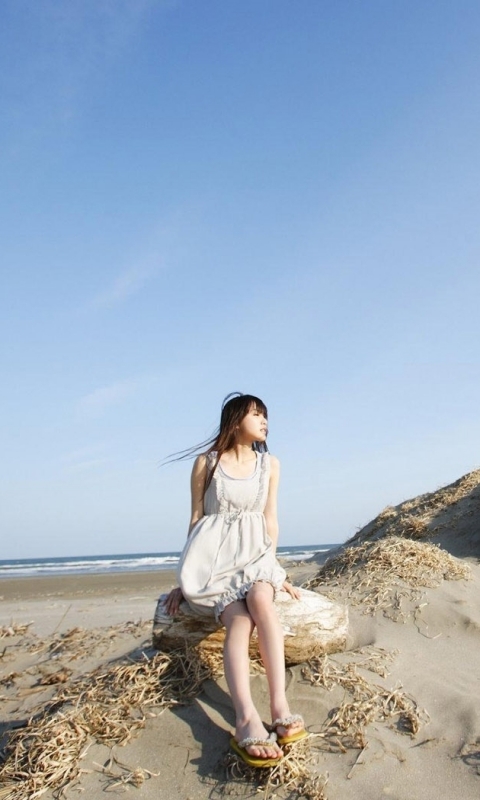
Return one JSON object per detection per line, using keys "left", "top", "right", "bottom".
{"left": 0, "top": 647, "right": 211, "bottom": 799}
{"left": 196, "top": 645, "right": 264, "bottom": 678}
{"left": 93, "top": 752, "right": 160, "bottom": 791}
{"left": 0, "top": 672, "right": 21, "bottom": 689}
{"left": 0, "top": 624, "right": 33, "bottom": 640}
{"left": 0, "top": 638, "right": 328, "bottom": 800}
{"left": 302, "top": 648, "right": 429, "bottom": 751}
{"left": 27, "top": 620, "right": 151, "bottom": 658}
{"left": 304, "top": 536, "right": 470, "bottom": 615}
{"left": 347, "top": 468, "right": 480, "bottom": 546}
{"left": 220, "top": 736, "right": 328, "bottom": 800}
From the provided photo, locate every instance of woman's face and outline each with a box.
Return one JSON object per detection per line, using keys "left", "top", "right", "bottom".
{"left": 237, "top": 404, "right": 268, "bottom": 443}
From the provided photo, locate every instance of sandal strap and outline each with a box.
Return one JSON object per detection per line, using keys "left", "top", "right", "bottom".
{"left": 271, "top": 714, "right": 304, "bottom": 729}
{"left": 237, "top": 732, "right": 278, "bottom": 749}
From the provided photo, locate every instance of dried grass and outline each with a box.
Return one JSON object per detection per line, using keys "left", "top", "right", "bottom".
{"left": 27, "top": 620, "right": 151, "bottom": 659}
{"left": 304, "top": 536, "right": 471, "bottom": 615}
{"left": 216, "top": 650, "right": 410, "bottom": 799}
{"left": 0, "top": 623, "right": 32, "bottom": 640}
{"left": 1, "top": 636, "right": 328, "bottom": 800}
{"left": 0, "top": 672, "right": 21, "bottom": 689}
{"left": 349, "top": 468, "right": 480, "bottom": 545}
{"left": 0, "top": 647, "right": 211, "bottom": 799}
{"left": 403, "top": 468, "right": 480, "bottom": 513}
{"left": 302, "top": 647, "right": 429, "bottom": 751}
{"left": 220, "top": 737, "right": 328, "bottom": 800}
{"left": 198, "top": 646, "right": 264, "bottom": 678}
{"left": 93, "top": 752, "right": 160, "bottom": 791}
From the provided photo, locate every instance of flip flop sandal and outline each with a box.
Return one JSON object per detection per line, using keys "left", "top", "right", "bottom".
{"left": 230, "top": 732, "right": 283, "bottom": 768}
{"left": 271, "top": 714, "right": 308, "bottom": 745}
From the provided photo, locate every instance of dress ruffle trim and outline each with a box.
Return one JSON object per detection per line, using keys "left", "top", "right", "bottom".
{"left": 256, "top": 452, "right": 270, "bottom": 509}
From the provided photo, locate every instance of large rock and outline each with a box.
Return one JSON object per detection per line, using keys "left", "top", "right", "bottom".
{"left": 152, "top": 588, "right": 348, "bottom": 666}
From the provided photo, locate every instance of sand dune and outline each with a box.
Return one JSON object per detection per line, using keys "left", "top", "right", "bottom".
{"left": 343, "top": 468, "right": 480, "bottom": 558}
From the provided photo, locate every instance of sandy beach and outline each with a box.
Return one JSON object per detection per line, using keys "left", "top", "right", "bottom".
{"left": 1, "top": 472, "right": 480, "bottom": 799}
{"left": 0, "top": 571, "right": 175, "bottom": 636}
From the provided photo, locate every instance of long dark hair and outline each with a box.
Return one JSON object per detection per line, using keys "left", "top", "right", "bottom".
{"left": 166, "top": 392, "right": 269, "bottom": 493}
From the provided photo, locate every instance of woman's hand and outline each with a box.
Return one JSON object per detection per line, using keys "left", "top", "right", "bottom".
{"left": 282, "top": 580, "right": 301, "bottom": 600}
{"left": 164, "top": 586, "right": 184, "bottom": 616}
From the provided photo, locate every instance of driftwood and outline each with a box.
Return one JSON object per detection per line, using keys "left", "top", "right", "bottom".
{"left": 152, "top": 588, "right": 348, "bottom": 666}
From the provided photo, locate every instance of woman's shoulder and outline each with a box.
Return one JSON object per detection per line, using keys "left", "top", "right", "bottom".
{"left": 195, "top": 450, "right": 217, "bottom": 459}
{"left": 264, "top": 452, "right": 280, "bottom": 472}
{"left": 192, "top": 452, "right": 209, "bottom": 472}
{"left": 194, "top": 451, "right": 219, "bottom": 471}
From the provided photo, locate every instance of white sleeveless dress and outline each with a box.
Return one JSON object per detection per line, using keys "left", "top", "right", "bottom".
{"left": 177, "top": 451, "right": 287, "bottom": 621}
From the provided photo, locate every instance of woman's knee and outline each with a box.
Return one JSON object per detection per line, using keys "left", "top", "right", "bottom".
{"left": 246, "top": 583, "right": 276, "bottom": 616}
{"left": 221, "top": 600, "right": 255, "bottom": 635}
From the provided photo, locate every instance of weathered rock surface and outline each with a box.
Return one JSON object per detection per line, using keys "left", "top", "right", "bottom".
{"left": 152, "top": 588, "right": 348, "bottom": 666}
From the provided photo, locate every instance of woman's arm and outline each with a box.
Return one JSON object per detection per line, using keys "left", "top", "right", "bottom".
{"left": 165, "top": 454, "right": 208, "bottom": 616}
{"left": 264, "top": 455, "right": 301, "bottom": 600}
{"left": 188, "top": 453, "right": 207, "bottom": 534}
{"left": 264, "top": 455, "right": 280, "bottom": 551}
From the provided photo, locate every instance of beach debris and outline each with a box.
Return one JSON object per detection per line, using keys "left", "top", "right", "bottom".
{"left": 0, "top": 638, "right": 329, "bottom": 800}
{"left": 344, "top": 468, "right": 480, "bottom": 557}
{"left": 37, "top": 667, "right": 73, "bottom": 686}
{"left": 459, "top": 739, "right": 480, "bottom": 776}
{"left": 93, "top": 752, "right": 159, "bottom": 790}
{"left": 304, "top": 536, "right": 471, "bottom": 616}
{"left": 221, "top": 736, "right": 328, "bottom": 800}
{"left": 0, "top": 672, "right": 20, "bottom": 689}
{"left": 0, "top": 646, "right": 211, "bottom": 800}
{"left": 26, "top": 619, "right": 151, "bottom": 658}
{"left": 0, "top": 623, "right": 32, "bottom": 639}
{"left": 302, "top": 646, "right": 429, "bottom": 752}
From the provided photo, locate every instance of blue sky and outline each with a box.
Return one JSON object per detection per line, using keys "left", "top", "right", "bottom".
{"left": 1, "top": 0, "right": 479, "bottom": 559}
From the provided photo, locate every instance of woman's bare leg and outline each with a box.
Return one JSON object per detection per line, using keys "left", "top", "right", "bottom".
{"left": 220, "top": 599, "right": 282, "bottom": 759}
{"left": 245, "top": 583, "right": 304, "bottom": 738}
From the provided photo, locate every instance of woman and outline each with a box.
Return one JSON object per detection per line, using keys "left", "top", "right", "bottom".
{"left": 164, "top": 392, "right": 307, "bottom": 767}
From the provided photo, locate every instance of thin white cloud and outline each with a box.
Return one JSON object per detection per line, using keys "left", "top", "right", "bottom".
{"left": 78, "top": 378, "right": 139, "bottom": 418}
{"left": 62, "top": 443, "right": 111, "bottom": 472}
{"left": 5, "top": 1, "right": 170, "bottom": 136}
{"left": 91, "top": 265, "right": 157, "bottom": 309}
{"left": 68, "top": 457, "right": 111, "bottom": 472}
{"left": 63, "top": 443, "right": 107, "bottom": 462}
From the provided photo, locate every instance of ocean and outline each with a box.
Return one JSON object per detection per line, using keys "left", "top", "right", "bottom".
{"left": 0, "top": 544, "right": 339, "bottom": 580}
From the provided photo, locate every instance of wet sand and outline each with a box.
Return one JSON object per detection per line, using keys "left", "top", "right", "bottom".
{"left": 0, "top": 569, "right": 176, "bottom": 602}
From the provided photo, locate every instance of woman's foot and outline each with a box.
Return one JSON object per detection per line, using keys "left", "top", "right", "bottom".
{"left": 271, "top": 709, "right": 307, "bottom": 744}
{"left": 235, "top": 715, "right": 283, "bottom": 760}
